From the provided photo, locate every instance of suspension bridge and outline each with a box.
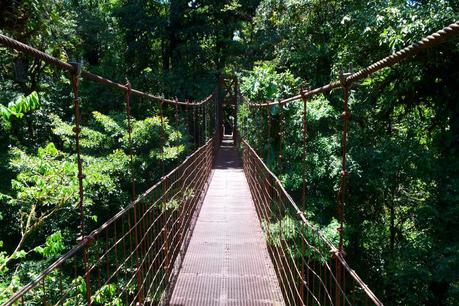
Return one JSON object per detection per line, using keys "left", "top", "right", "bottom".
{"left": 1, "top": 20, "right": 458, "bottom": 306}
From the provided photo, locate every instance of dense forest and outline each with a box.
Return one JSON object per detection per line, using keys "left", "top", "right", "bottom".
{"left": 0, "top": 0, "right": 458, "bottom": 305}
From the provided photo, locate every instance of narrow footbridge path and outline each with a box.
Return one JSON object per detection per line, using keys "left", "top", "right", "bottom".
{"left": 171, "top": 138, "right": 284, "bottom": 305}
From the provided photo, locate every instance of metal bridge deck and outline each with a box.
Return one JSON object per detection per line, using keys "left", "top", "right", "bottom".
{"left": 170, "top": 138, "right": 284, "bottom": 305}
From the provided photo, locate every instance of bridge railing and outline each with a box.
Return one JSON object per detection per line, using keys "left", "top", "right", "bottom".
{"left": 0, "top": 31, "right": 224, "bottom": 305}
{"left": 238, "top": 21, "right": 459, "bottom": 306}
{"left": 4, "top": 138, "right": 214, "bottom": 306}
{"left": 241, "top": 139, "right": 383, "bottom": 306}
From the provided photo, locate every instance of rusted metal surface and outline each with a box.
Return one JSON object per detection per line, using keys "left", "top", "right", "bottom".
{"left": 170, "top": 138, "right": 284, "bottom": 306}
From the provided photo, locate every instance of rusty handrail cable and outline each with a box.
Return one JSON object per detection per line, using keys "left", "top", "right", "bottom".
{"left": 248, "top": 20, "right": 459, "bottom": 107}
{"left": 0, "top": 33, "right": 213, "bottom": 106}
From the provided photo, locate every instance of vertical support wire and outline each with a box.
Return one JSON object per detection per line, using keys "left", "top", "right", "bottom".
{"left": 275, "top": 100, "right": 291, "bottom": 301}
{"left": 278, "top": 100, "right": 284, "bottom": 173}
{"left": 193, "top": 103, "right": 197, "bottom": 148}
{"left": 337, "top": 65, "right": 352, "bottom": 253}
{"left": 185, "top": 99, "right": 190, "bottom": 137}
{"left": 125, "top": 81, "right": 137, "bottom": 218}
{"left": 204, "top": 101, "right": 208, "bottom": 142}
{"left": 335, "top": 64, "right": 352, "bottom": 306}
{"left": 202, "top": 103, "right": 205, "bottom": 145}
{"left": 160, "top": 98, "right": 165, "bottom": 177}
{"left": 234, "top": 78, "right": 238, "bottom": 145}
{"left": 159, "top": 98, "right": 170, "bottom": 280}
{"left": 124, "top": 81, "right": 143, "bottom": 303}
{"left": 69, "top": 61, "right": 91, "bottom": 304}
{"left": 266, "top": 101, "right": 271, "bottom": 162}
{"left": 300, "top": 87, "right": 309, "bottom": 211}
{"left": 299, "top": 86, "right": 309, "bottom": 305}
{"left": 197, "top": 104, "right": 201, "bottom": 147}
{"left": 259, "top": 106, "right": 263, "bottom": 156}
{"left": 199, "top": 104, "right": 203, "bottom": 146}
{"left": 174, "top": 98, "right": 180, "bottom": 146}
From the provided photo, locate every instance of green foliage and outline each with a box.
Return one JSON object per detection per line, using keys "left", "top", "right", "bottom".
{"left": 240, "top": 63, "right": 300, "bottom": 101}
{"left": 262, "top": 214, "right": 296, "bottom": 247}
{"left": 262, "top": 214, "right": 340, "bottom": 263}
{"left": 8, "top": 143, "right": 77, "bottom": 208}
{"left": 238, "top": 63, "right": 301, "bottom": 169}
{"left": 162, "top": 188, "right": 195, "bottom": 212}
{"left": 34, "top": 231, "right": 65, "bottom": 258}
{"left": 0, "top": 91, "right": 39, "bottom": 121}
{"left": 93, "top": 283, "right": 122, "bottom": 305}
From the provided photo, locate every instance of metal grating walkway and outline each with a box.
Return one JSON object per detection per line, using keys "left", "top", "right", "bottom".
{"left": 170, "top": 138, "right": 284, "bottom": 306}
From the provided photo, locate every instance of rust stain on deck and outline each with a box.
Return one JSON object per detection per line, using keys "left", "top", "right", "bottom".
{"left": 170, "top": 138, "right": 284, "bottom": 306}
